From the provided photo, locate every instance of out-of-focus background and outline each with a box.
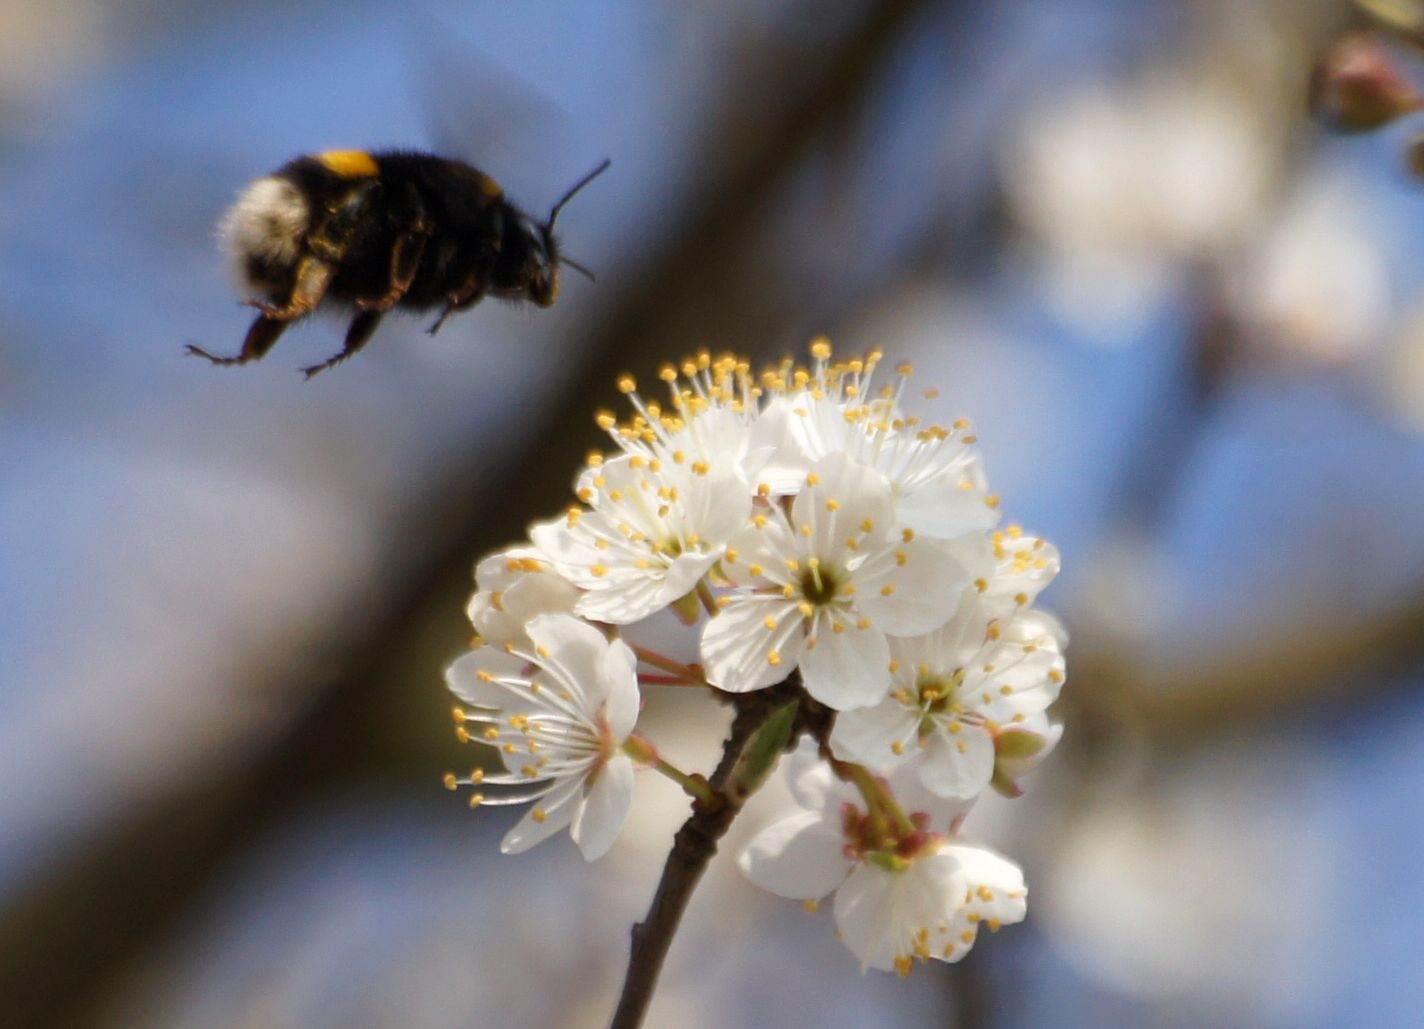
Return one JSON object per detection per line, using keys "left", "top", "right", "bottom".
{"left": 5, "top": 0, "right": 1424, "bottom": 1025}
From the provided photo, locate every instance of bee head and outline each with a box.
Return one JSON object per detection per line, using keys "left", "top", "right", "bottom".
{"left": 525, "top": 158, "right": 611, "bottom": 307}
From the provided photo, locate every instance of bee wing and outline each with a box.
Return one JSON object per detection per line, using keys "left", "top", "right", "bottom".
{"left": 402, "top": 15, "right": 573, "bottom": 189}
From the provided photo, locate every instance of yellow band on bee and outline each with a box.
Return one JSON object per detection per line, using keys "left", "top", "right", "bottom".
{"left": 478, "top": 173, "right": 503, "bottom": 198}
{"left": 318, "top": 150, "right": 379, "bottom": 177}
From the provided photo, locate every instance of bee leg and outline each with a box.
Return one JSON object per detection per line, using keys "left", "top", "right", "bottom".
{"left": 427, "top": 284, "right": 486, "bottom": 336}
{"left": 300, "top": 309, "right": 384, "bottom": 380}
{"left": 357, "top": 229, "right": 430, "bottom": 313}
{"left": 185, "top": 313, "right": 290, "bottom": 367}
{"left": 243, "top": 255, "right": 335, "bottom": 320}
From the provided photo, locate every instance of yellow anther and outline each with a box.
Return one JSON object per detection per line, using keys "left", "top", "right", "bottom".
{"left": 880, "top": 584, "right": 895, "bottom": 596}
{"left": 468, "top": 793, "right": 485, "bottom": 808}
{"left": 531, "top": 808, "right": 548, "bottom": 824}
{"left": 767, "top": 650, "right": 782, "bottom": 666}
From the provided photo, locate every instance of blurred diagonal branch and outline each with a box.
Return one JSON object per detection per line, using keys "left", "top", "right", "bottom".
{"left": 1071, "top": 587, "right": 1424, "bottom": 742}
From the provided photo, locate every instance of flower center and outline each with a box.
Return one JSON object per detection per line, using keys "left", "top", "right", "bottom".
{"left": 798, "top": 560, "right": 844, "bottom": 607}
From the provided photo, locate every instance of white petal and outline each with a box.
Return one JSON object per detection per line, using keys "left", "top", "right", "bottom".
{"left": 897, "top": 474, "right": 999, "bottom": 539}
{"left": 499, "top": 776, "right": 582, "bottom": 854}
{"left": 883, "top": 763, "right": 973, "bottom": 831}
{"left": 984, "top": 534, "right": 1061, "bottom": 608}
{"left": 525, "top": 613, "right": 613, "bottom": 713}
{"left": 444, "top": 648, "right": 534, "bottom": 710}
{"left": 784, "top": 737, "right": 853, "bottom": 813}
{"left": 799, "top": 614, "right": 891, "bottom": 710}
{"left": 571, "top": 754, "right": 635, "bottom": 860}
{"left": 737, "top": 810, "right": 852, "bottom": 900}
{"left": 500, "top": 567, "right": 580, "bottom": 625}
{"left": 721, "top": 515, "right": 798, "bottom": 589}
{"left": 574, "top": 574, "right": 678, "bottom": 624}
{"left": 828, "top": 697, "right": 918, "bottom": 770}
{"left": 601, "top": 639, "right": 641, "bottom": 741}
{"left": 971, "top": 640, "right": 1065, "bottom": 723}
{"left": 792, "top": 452, "right": 895, "bottom": 559}
{"left": 939, "top": 842, "right": 1027, "bottom": 961}
{"left": 830, "top": 865, "right": 910, "bottom": 972}
{"left": 855, "top": 538, "right": 974, "bottom": 636}
{"left": 701, "top": 596, "right": 805, "bottom": 692}
{"left": 681, "top": 465, "right": 753, "bottom": 544}
{"left": 834, "top": 853, "right": 968, "bottom": 971}
{"left": 918, "top": 727, "right": 995, "bottom": 801}
{"left": 661, "top": 551, "right": 721, "bottom": 600}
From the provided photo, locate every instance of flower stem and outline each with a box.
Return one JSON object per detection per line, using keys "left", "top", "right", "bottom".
{"left": 631, "top": 645, "right": 707, "bottom": 685}
{"left": 696, "top": 579, "right": 719, "bottom": 617}
{"left": 837, "top": 759, "right": 917, "bottom": 841}
{"left": 653, "top": 758, "right": 715, "bottom": 804}
{"left": 609, "top": 680, "right": 803, "bottom": 1029}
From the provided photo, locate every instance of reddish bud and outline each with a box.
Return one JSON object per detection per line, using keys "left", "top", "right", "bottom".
{"left": 1311, "top": 32, "right": 1424, "bottom": 133}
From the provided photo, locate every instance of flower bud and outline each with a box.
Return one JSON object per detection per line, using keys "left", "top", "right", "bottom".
{"left": 1311, "top": 32, "right": 1424, "bottom": 133}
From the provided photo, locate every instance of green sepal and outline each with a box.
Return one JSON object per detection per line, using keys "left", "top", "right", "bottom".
{"left": 994, "top": 728, "right": 1046, "bottom": 761}
{"left": 728, "top": 699, "right": 799, "bottom": 799}
{"left": 866, "top": 850, "right": 910, "bottom": 874}
{"left": 990, "top": 766, "right": 1024, "bottom": 799}
{"left": 670, "top": 589, "right": 702, "bottom": 625}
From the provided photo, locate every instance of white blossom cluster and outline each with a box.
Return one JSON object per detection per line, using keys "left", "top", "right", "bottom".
{"left": 443, "top": 341, "right": 1065, "bottom": 976}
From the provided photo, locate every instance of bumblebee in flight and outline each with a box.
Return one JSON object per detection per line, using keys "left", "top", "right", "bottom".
{"left": 190, "top": 150, "right": 609, "bottom": 378}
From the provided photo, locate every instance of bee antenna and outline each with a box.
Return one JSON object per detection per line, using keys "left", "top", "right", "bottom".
{"left": 561, "top": 255, "right": 597, "bottom": 282}
{"left": 546, "top": 158, "right": 611, "bottom": 231}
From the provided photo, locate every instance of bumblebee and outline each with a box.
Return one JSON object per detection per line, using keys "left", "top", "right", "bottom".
{"left": 190, "top": 150, "right": 609, "bottom": 378}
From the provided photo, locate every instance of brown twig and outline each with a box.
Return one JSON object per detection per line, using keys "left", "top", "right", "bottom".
{"left": 609, "top": 680, "right": 804, "bottom": 1029}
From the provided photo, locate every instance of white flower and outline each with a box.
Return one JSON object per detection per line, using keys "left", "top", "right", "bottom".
{"left": 829, "top": 605, "right": 1066, "bottom": 799}
{"left": 738, "top": 741, "right": 1026, "bottom": 973}
{"left": 701, "top": 452, "right": 986, "bottom": 709}
{"left": 531, "top": 453, "right": 750, "bottom": 624}
{"left": 926, "top": 841, "right": 1028, "bottom": 964}
{"left": 444, "top": 613, "right": 640, "bottom": 861}
{"left": 978, "top": 525, "right": 1062, "bottom": 618}
{"left": 465, "top": 546, "right": 580, "bottom": 650}
{"left": 754, "top": 346, "right": 1000, "bottom": 540}
{"left": 597, "top": 344, "right": 999, "bottom": 543}
{"left": 596, "top": 358, "right": 774, "bottom": 489}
